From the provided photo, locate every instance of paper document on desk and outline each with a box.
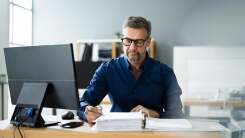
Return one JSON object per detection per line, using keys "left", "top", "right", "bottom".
{"left": 145, "top": 118, "right": 192, "bottom": 130}
{"left": 93, "top": 112, "right": 144, "bottom": 131}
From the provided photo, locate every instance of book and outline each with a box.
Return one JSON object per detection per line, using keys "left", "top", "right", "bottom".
{"left": 145, "top": 118, "right": 192, "bottom": 131}
{"left": 82, "top": 43, "right": 93, "bottom": 61}
{"left": 93, "top": 112, "right": 144, "bottom": 131}
{"left": 93, "top": 113, "right": 193, "bottom": 131}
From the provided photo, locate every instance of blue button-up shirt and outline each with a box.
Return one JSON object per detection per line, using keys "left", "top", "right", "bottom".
{"left": 78, "top": 55, "right": 184, "bottom": 120}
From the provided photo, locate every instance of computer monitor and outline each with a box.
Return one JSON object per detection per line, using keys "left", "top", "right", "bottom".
{"left": 4, "top": 44, "right": 79, "bottom": 127}
{"left": 75, "top": 61, "right": 102, "bottom": 89}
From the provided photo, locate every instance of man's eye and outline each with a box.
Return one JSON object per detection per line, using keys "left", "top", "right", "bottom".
{"left": 136, "top": 40, "right": 144, "bottom": 45}
{"left": 124, "top": 39, "right": 132, "bottom": 43}
{"left": 127, "top": 39, "right": 132, "bottom": 42}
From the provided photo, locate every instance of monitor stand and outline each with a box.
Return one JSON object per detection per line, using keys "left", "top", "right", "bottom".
{"left": 10, "top": 82, "right": 59, "bottom": 127}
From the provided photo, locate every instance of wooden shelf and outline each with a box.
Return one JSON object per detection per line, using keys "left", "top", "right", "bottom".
{"left": 74, "top": 38, "right": 156, "bottom": 61}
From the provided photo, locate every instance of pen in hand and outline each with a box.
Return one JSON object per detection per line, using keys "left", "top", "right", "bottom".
{"left": 85, "top": 105, "right": 103, "bottom": 124}
{"left": 96, "top": 105, "right": 103, "bottom": 114}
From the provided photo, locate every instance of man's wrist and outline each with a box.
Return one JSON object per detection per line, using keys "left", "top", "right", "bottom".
{"left": 149, "top": 109, "right": 160, "bottom": 118}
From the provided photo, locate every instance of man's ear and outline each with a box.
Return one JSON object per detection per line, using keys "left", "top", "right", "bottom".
{"left": 146, "top": 37, "right": 151, "bottom": 49}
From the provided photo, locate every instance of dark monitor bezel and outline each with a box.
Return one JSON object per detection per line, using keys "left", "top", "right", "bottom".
{"left": 4, "top": 44, "right": 79, "bottom": 110}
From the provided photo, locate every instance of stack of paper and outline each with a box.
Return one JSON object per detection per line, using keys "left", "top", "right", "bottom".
{"left": 93, "top": 112, "right": 144, "bottom": 131}
{"left": 145, "top": 118, "right": 192, "bottom": 131}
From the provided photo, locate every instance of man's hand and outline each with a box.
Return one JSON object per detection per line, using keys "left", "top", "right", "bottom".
{"left": 85, "top": 105, "right": 103, "bottom": 125}
{"left": 131, "top": 105, "right": 160, "bottom": 118}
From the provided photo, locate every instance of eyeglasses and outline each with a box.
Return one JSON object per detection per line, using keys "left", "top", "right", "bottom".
{"left": 121, "top": 37, "right": 149, "bottom": 47}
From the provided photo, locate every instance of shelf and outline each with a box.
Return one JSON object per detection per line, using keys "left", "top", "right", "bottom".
{"left": 74, "top": 38, "right": 156, "bottom": 61}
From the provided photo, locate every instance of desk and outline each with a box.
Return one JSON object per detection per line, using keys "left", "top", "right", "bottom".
{"left": 0, "top": 119, "right": 226, "bottom": 138}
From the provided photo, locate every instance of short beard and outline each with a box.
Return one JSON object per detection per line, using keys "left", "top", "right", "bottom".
{"left": 127, "top": 51, "right": 141, "bottom": 64}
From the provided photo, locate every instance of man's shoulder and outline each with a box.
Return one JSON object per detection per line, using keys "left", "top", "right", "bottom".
{"left": 149, "top": 58, "right": 172, "bottom": 72}
{"left": 110, "top": 55, "right": 125, "bottom": 63}
{"left": 100, "top": 56, "right": 124, "bottom": 68}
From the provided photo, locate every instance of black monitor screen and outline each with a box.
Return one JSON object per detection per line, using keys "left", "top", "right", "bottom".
{"left": 4, "top": 44, "right": 79, "bottom": 110}
{"left": 75, "top": 61, "right": 102, "bottom": 89}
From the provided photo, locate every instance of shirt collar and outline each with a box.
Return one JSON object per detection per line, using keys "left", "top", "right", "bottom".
{"left": 122, "top": 52, "right": 152, "bottom": 72}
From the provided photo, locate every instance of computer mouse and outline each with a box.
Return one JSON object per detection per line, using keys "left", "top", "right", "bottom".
{"left": 60, "top": 121, "right": 84, "bottom": 128}
{"left": 61, "top": 111, "right": 74, "bottom": 120}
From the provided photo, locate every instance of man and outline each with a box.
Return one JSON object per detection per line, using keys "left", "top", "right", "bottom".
{"left": 78, "top": 16, "right": 184, "bottom": 124}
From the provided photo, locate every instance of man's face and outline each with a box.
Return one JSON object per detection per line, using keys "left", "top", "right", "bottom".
{"left": 122, "top": 27, "right": 150, "bottom": 65}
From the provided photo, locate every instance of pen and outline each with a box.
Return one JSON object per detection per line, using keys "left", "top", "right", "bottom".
{"left": 96, "top": 105, "right": 103, "bottom": 115}
{"left": 86, "top": 105, "right": 103, "bottom": 115}
{"left": 96, "top": 105, "right": 102, "bottom": 110}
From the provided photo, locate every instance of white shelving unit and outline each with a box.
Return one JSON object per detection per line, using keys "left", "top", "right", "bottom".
{"left": 74, "top": 38, "right": 156, "bottom": 61}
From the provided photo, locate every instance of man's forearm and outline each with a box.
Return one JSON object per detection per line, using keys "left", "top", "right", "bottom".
{"left": 77, "top": 108, "right": 87, "bottom": 121}
{"left": 78, "top": 101, "right": 89, "bottom": 121}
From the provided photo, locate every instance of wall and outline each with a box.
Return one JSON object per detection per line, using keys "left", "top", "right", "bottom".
{"left": 0, "top": 0, "right": 9, "bottom": 120}
{"left": 33, "top": 0, "right": 245, "bottom": 67}
{"left": 174, "top": 46, "right": 245, "bottom": 99}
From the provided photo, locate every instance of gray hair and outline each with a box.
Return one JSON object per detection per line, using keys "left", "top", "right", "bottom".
{"left": 122, "top": 16, "right": 151, "bottom": 36}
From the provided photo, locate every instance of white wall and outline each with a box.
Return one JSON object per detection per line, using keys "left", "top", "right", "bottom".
{"left": 33, "top": 0, "right": 245, "bottom": 67}
{"left": 174, "top": 46, "right": 245, "bottom": 99}
{"left": 0, "top": 0, "right": 9, "bottom": 120}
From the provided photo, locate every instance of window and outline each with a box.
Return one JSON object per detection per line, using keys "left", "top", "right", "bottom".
{"left": 9, "top": 0, "right": 32, "bottom": 47}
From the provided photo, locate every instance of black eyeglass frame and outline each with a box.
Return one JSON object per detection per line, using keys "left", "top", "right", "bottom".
{"left": 121, "top": 36, "right": 149, "bottom": 47}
